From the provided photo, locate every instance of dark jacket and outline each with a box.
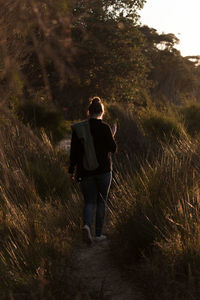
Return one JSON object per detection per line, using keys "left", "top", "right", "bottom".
{"left": 68, "top": 118, "right": 116, "bottom": 179}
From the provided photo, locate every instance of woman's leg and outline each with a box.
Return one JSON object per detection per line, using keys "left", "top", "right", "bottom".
{"left": 95, "top": 172, "right": 112, "bottom": 236}
{"left": 81, "top": 176, "right": 98, "bottom": 228}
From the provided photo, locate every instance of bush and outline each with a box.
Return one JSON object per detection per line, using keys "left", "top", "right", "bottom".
{"left": 15, "top": 100, "right": 67, "bottom": 143}
{"left": 179, "top": 104, "right": 200, "bottom": 137}
{"left": 106, "top": 104, "right": 147, "bottom": 169}
{"left": 140, "top": 110, "right": 185, "bottom": 143}
{"left": 110, "top": 137, "right": 200, "bottom": 299}
{"left": 25, "top": 154, "right": 70, "bottom": 202}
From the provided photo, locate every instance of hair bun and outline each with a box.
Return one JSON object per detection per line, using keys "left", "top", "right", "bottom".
{"left": 91, "top": 97, "right": 102, "bottom": 105}
{"left": 88, "top": 96, "right": 104, "bottom": 115}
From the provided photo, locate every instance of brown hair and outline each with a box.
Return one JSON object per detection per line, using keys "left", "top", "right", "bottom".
{"left": 88, "top": 97, "right": 104, "bottom": 116}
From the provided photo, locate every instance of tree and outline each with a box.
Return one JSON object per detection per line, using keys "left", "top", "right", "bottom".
{"left": 0, "top": 0, "right": 76, "bottom": 105}
{"left": 140, "top": 26, "right": 200, "bottom": 105}
{"left": 55, "top": 0, "right": 149, "bottom": 118}
{"left": 1, "top": 0, "right": 149, "bottom": 119}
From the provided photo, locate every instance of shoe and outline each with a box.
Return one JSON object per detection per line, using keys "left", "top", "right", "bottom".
{"left": 95, "top": 235, "right": 107, "bottom": 242}
{"left": 82, "top": 225, "right": 93, "bottom": 244}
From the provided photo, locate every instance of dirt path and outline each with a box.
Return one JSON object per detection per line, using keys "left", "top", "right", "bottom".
{"left": 70, "top": 239, "right": 145, "bottom": 300}
{"left": 56, "top": 137, "right": 71, "bottom": 152}
{"left": 58, "top": 138, "right": 144, "bottom": 299}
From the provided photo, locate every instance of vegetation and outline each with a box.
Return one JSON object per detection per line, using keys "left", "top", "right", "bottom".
{"left": 140, "top": 109, "right": 185, "bottom": 143}
{"left": 110, "top": 132, "right": 200, "bottom": 299}
{"left": 0, "top": 0, "right": 200, "bottom": 299}
{"left": 0, "top": 107, "right": 86, "bottom": 299}
{"left": 15, "top": 100, "right": 67, "bottom": 143}
{"left": 179, "top": 103, "right": 200, "bottom": 137}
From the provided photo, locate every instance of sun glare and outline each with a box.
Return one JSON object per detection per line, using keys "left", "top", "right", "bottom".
{"left": 140, "top": 0, "right": 200, "bottom": 56}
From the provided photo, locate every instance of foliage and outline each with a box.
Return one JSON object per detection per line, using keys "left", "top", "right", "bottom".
{"left": 140, "top": 109, "right": 185, "bottom": 143}
{"left": 1, "top": 0, "right": 200, "bottom": 298}
{"left": 58, "top": 0, "right": 150, "bottom": 118}
{"left": 0, "top": 0, "right": 75, "bottom": 100}
{"left": 15, "top": 100, "right": 67, "bottom": 143}
{"left": 179, "top": 103, "right": 200, "bottom": 137}
{"left": 25, "top": 155, "right": 69, "bottom": 201}
{"left": 0, "top": 107, "right": 83, "bottom": 298}
{"left": 0, "top": 0, "right": 200, "bottom": 121}
{"left": 140, "top": 26, "right": 200, "bottom": 105}
{"left": 110, "top": 135, "right": 200, "bottom": 299}
{"left": 106, "top": 104, "right": 147, "bottom": 169}
{"left": 0, "top": 107, "right": 72, "bottom": 205}
{"left": 0, "top": 0, "right": 149, "bottom": 120}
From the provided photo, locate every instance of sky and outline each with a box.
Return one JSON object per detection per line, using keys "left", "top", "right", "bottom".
{"left": 139, "top": 0, "right": 200, "bottom": 57}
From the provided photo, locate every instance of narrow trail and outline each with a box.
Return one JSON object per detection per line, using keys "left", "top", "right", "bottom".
{"left": 70, "top": 239, "right": 145, "bottom": 300}
{"left": 57, "top": 137, "right": 71, "bottom": 152}
{"left": 59, "top": 138, "right": 145, "bottom": 299}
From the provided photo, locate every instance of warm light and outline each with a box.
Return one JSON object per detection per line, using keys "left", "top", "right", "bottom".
{"left": 140, "top": 0, "right": 200, "bottom": 56}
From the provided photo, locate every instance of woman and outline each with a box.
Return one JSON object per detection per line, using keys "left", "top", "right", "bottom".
{"left": 68, "top": 97, "right": 117, "bottom": 244}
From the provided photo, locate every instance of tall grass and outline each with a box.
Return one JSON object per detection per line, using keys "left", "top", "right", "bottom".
{"left": 0, "top": 106, "right": 85, "bottom": 299}
{"left": 139, "top": 107, "right": 186, "bottom": 146}
{"left": 179, "top": 103, "right": 200, "bottom": 137}
{"left": 110, "top": 134, "right": 200, "bottom": 299}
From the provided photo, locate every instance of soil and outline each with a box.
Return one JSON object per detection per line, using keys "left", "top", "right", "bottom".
{"left": 60, "top": 137, "right": 145, "bottom": 299}
{"left": 70, "top": 239, "right": 145, "bottom": 300}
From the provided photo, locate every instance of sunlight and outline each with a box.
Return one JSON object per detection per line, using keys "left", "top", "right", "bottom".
{"left": 140, "top": 0, "right": 200, "bottom": 56}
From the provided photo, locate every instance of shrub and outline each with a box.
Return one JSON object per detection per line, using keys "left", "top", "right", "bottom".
{"left": 25, "top": 154, "right": 70, "bottom": 202}
{"left": 15, "top": 100, "right": 67, "bottom": 143}
{"left": 106, "top": 104, "right": 147, "bottom": 168}
{"left": 140, "top": 110, "right": 185, "bottom": 143}
{"left": 179, "top": 104, "right": 200, "bottom": 137}
{"left": 110, "top": 137, "right": 200, "bottom": 299}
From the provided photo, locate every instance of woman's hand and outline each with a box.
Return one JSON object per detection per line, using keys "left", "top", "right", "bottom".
{"left": 70, "top": 173, "right": 75, "bottom": 182}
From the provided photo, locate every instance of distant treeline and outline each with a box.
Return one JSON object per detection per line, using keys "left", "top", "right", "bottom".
{"left": 1, "top": 0, "right": 200, "bottom": 119}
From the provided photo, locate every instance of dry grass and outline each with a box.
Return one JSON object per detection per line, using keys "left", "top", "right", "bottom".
{"left": 2, "top": 101, "right": 200, "bottom": 299}
{"left": 0, "top": 106, "right": 85, "bottom": 299}
{"left": 110, "top": 134, "right": 200, "bottom": 299}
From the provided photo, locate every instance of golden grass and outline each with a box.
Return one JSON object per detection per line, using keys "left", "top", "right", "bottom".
{"left": 0, "top": 106, "right": 84, "bottom": 299}
{"left": 110, "top": 135, "right": 200, "bottom": 299}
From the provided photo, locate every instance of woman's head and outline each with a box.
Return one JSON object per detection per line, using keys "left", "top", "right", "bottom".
{"left": 88, "top": 97, "right": 104, "bottom": 118}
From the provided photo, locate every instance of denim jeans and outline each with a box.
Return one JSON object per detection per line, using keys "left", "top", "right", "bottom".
{"left": 80, "top": 172, "right": 112, "bottom": 236}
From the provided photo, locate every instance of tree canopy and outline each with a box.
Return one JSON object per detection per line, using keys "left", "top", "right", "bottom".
{"left": 139, "top": 25, "right": 200, "bottom": 106}
{"left": 0, "top": 0, "right": 200, "bottom": 119}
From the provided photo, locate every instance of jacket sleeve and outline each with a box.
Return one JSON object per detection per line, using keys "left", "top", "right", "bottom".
{"left": 105, "top": 125, "right": 117, "bottom": 153}
{"left": 68, "top": 130, "right": 80, "bottom": 174}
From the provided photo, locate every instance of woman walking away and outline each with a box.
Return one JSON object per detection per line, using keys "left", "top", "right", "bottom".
{"left": 68, "top": 97, "right": 117, "bottom": 244}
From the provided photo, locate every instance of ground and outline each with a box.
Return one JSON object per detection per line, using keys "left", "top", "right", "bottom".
{"left": 61, "top": 137, "right": 145, "bottom": 299}
{"left": 70, "top": 239, "right": 145, "bottom": 300}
